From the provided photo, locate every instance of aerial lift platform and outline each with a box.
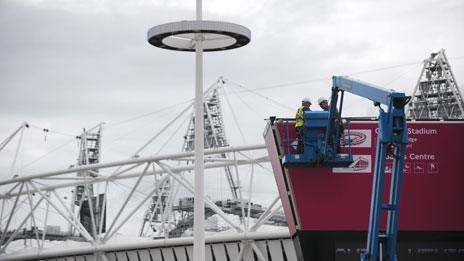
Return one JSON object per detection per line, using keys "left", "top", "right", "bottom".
{"left": 271, "top": 76, "right": 411, "bottom": 261}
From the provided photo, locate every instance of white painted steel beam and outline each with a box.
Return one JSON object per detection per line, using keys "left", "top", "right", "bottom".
{"left": 0, "top": 122, "right": 27, "bottom": 152}
{"left": 0, "top": 183, "right": 24, "bottom": 246}
{"left": 1, "top": 155, "right": 268, "bottom": 199}
{"left": 0, "top": 197, "right": 44, "bottom": 253}
{"left": 250, "top": 196, "right": 280, "bottom": 232}
{"left": 0, "top": 144, "right": 265, "bottom": 186}
{"left": 28, "top": 182, "right": 95, "bottom": 243}
{"left": 156, "top": 162, "right": 243, "bottom": 233}
{"left": 104, "top": 184, "right": 160, "bottom": 241}
{"left": 103, "top": 164, "right": 151, "bottom": 242}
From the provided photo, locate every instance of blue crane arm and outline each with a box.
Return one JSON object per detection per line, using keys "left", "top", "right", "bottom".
{"left": 325, "top": 76, "right": 410, "bottom": 157}
{"left": 332, "top": 76, "right": 406, "bottom": 106}
{"left": 326, "top": 76, "right": 411, "bottom": 261}
{"left": 283, "top": 75, "right": 411, "bottom": 260}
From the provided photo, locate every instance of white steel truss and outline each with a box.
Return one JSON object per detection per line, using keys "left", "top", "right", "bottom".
{"left": 141, "top": 79, "right": 244, "bottom": 238}
{"left": 0, "top": 78, "right": 284, "bottom": 260}
{"left": 0, "top": 144, "right": 279, "bottom": 259}
{"left": 70, "top": 124, "right": 104, "bottom": 238}
{"left": 408, "top": 49, "right": 464, "bottom": 119}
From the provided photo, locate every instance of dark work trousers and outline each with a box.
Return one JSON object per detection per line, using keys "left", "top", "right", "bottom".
{"left": 337, "top": 123, "right": 345, "bottom": 153}
{"left": 295, "top": 126, "right": 304, "bottom": 154}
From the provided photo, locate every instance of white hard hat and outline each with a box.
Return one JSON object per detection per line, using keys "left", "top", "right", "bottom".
{"left": 318, "top": 97, "right": 328, "bottom": 104}
{"left": 302, "top": 97, "right": 311, "bottom": 103}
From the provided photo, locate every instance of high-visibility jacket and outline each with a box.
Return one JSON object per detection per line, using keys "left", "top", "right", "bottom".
{"left": 295, "top": 106, "right": 310, "bottom": 128}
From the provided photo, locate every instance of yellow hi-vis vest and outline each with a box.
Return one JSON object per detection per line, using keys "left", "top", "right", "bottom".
{"left": 295, "top": 106, "right": 306, "bottom": 128}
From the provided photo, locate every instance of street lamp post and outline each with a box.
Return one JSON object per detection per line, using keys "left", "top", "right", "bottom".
{"left": 147, "top": 2, "right": 250, "bottom": 260}
{"left": 193, "top": 2, "right": 205, "bottom": 260}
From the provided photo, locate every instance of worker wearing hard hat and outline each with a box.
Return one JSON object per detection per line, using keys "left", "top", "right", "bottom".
{"left": 318, "top": 97, "right": 329, "bottom": 111}
{"left": 295, "top": 97, "right": 312, "bottom": 154}
{"left": 319, "top": 97, "right": 347, "bottom": 153}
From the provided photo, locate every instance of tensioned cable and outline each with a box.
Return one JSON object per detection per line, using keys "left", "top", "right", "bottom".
{"left": 155, "top": 115, "right": 190, "bottom": 154}
{"left": 19, "top": 139, "right": 76, "bottom": 171}
{"left": 33, "top": 204, "right": 60, "bottom": 218}
{"left": 221, "top": 80, "right": 308, "bottom": 194}
{"left": 227, "top": 56, "right": 464, "bottom": 93}
{"left": 17, "top": 124, "right": 103, "bottom": 171}
{"left": 105, "top": 99, "right": 192, "bottom": 128}
{"left": 382, "top": 62, "right": 424, "bottom": 87}
{"left": 350, "top": 56, "right": 464, "bottom": 77}
{"left": 105, "top": 106, "right": 180, "bottom": 144}
{"left": 221, "top": 61, "right": 426, "bottom": 118}
{"left": 13, "top": 123, "right": 76, "bottom": 172}
{"left": 221, "top": 82, "right": 248, "bottom": 144}
{"left": 219, "top": 82, "right": 277, "bottom": 195}
{"left": 117, "top": 81, "right": 219, "bottom": 159}
{"left": 15, "top": 82, "right": 219, "bottom": 171}
{"left": 0, "top": 198, "right": 27, "bottom": 226}
{"left": 240, "top": 76, "right": 329, "bottom": 93}
{"left": 224, "top": 78, "right": 294, "bottom": 112}
{"left": 0, "top": 199, "right": 58, "bottom": 236}
{"left": 221, "top": 83, "right": 260, "bottom": 117}
{"left": 111, "top": 180, "right": 151, "bottom": 202}
{"left": 0, "top": 123, "right": 75, "bottom": 159}
{"left": 28, "top": 124, "right": 76, "bottom": 138}
{"left": 1, "top": 188, "right": 65, "bottom": 220}
{"left": 14, "top": 85, "right": 217, "bottom": 183}
{"left": 348, "top": 60, "right": 423, "bottom": 77}
{"left": 104, "top": 79, "right": 220, "bottom": 129}
{"left": 11, "top": 57, "right": 464, "bottom": 179}
{"left": 6, "top": 60, "right": 411, "bottom": 172}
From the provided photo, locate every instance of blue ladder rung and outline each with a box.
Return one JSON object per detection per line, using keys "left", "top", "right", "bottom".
{"left": 381, "top": 204, "right": 396, "bottom": 210}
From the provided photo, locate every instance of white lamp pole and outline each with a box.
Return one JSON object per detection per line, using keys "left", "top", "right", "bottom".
{"left": 193, "top": 0, "right": 205, "bottom": 260}
{"left": 147, "top": 2, "right": 250, "bottom": 260}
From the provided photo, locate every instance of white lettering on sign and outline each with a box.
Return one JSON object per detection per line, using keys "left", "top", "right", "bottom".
{"left": 374, "top": 128, "right": 438, "bottom": 136}
{"left": 408, "top": 128, "right": 438, "bottom": 135}
{"left": 409, "top": 153, "right": 436, "bottom": 160}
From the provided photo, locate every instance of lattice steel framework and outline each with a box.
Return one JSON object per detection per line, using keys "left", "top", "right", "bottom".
{"left": 71, "top": 125, "right": 105, "bottom": 236}
{"left": 183, "top": 87, "right": 228, "bottom": 151}
{"left": 140, "top": 82, "right": 241, "bottom": 237}
{"left": 0, "top": 143, "right": 269, "bottom": 256}
{"left": 182, "top": 83, "right": 238, "bottom": 199}
{"left": 408, "top": 49, "right": 464, "bottom": 119}
{"left": 0, "top": 87, "right": 274, "bottom": 260}
{"left": 74, "top": 126, "right": 102, "bottom": 204}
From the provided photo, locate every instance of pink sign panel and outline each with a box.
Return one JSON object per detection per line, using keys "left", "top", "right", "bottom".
{"left": 268, "top": 120, "right": 464, "bottom": 232}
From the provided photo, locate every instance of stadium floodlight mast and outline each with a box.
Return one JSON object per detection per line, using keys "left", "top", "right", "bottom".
{"left": 147, "top": 1, "right": 251, "bottom": 261}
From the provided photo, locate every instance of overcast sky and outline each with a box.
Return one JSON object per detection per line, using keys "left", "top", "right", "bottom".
{"left": 1, "top": 0, "right": 464, "bottom": 214}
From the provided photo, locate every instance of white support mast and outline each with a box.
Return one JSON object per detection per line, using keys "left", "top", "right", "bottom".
{"left": 193, "top": 0, "right": 205, "bottom": 259}
{"left": 146, "top": 3, "right": 250, "bottom": 260}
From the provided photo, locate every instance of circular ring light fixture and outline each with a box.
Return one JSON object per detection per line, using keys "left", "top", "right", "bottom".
{"left": 148, "top": 20, "right": 251, "bottom": 52}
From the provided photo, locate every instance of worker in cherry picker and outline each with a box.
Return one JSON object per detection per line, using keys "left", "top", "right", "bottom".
{"left": 318, "top": 97, "right": 329, "bottom": 111}
{"left": 319, "top": 96, "right": 346, "bottom": 152}
{"left": 295, "top": 97, "right": 312, "bottom": 154}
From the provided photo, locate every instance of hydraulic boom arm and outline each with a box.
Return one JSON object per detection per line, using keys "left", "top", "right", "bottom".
{"left": 328, "top": 76, "right": 410, "bottom": 261}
